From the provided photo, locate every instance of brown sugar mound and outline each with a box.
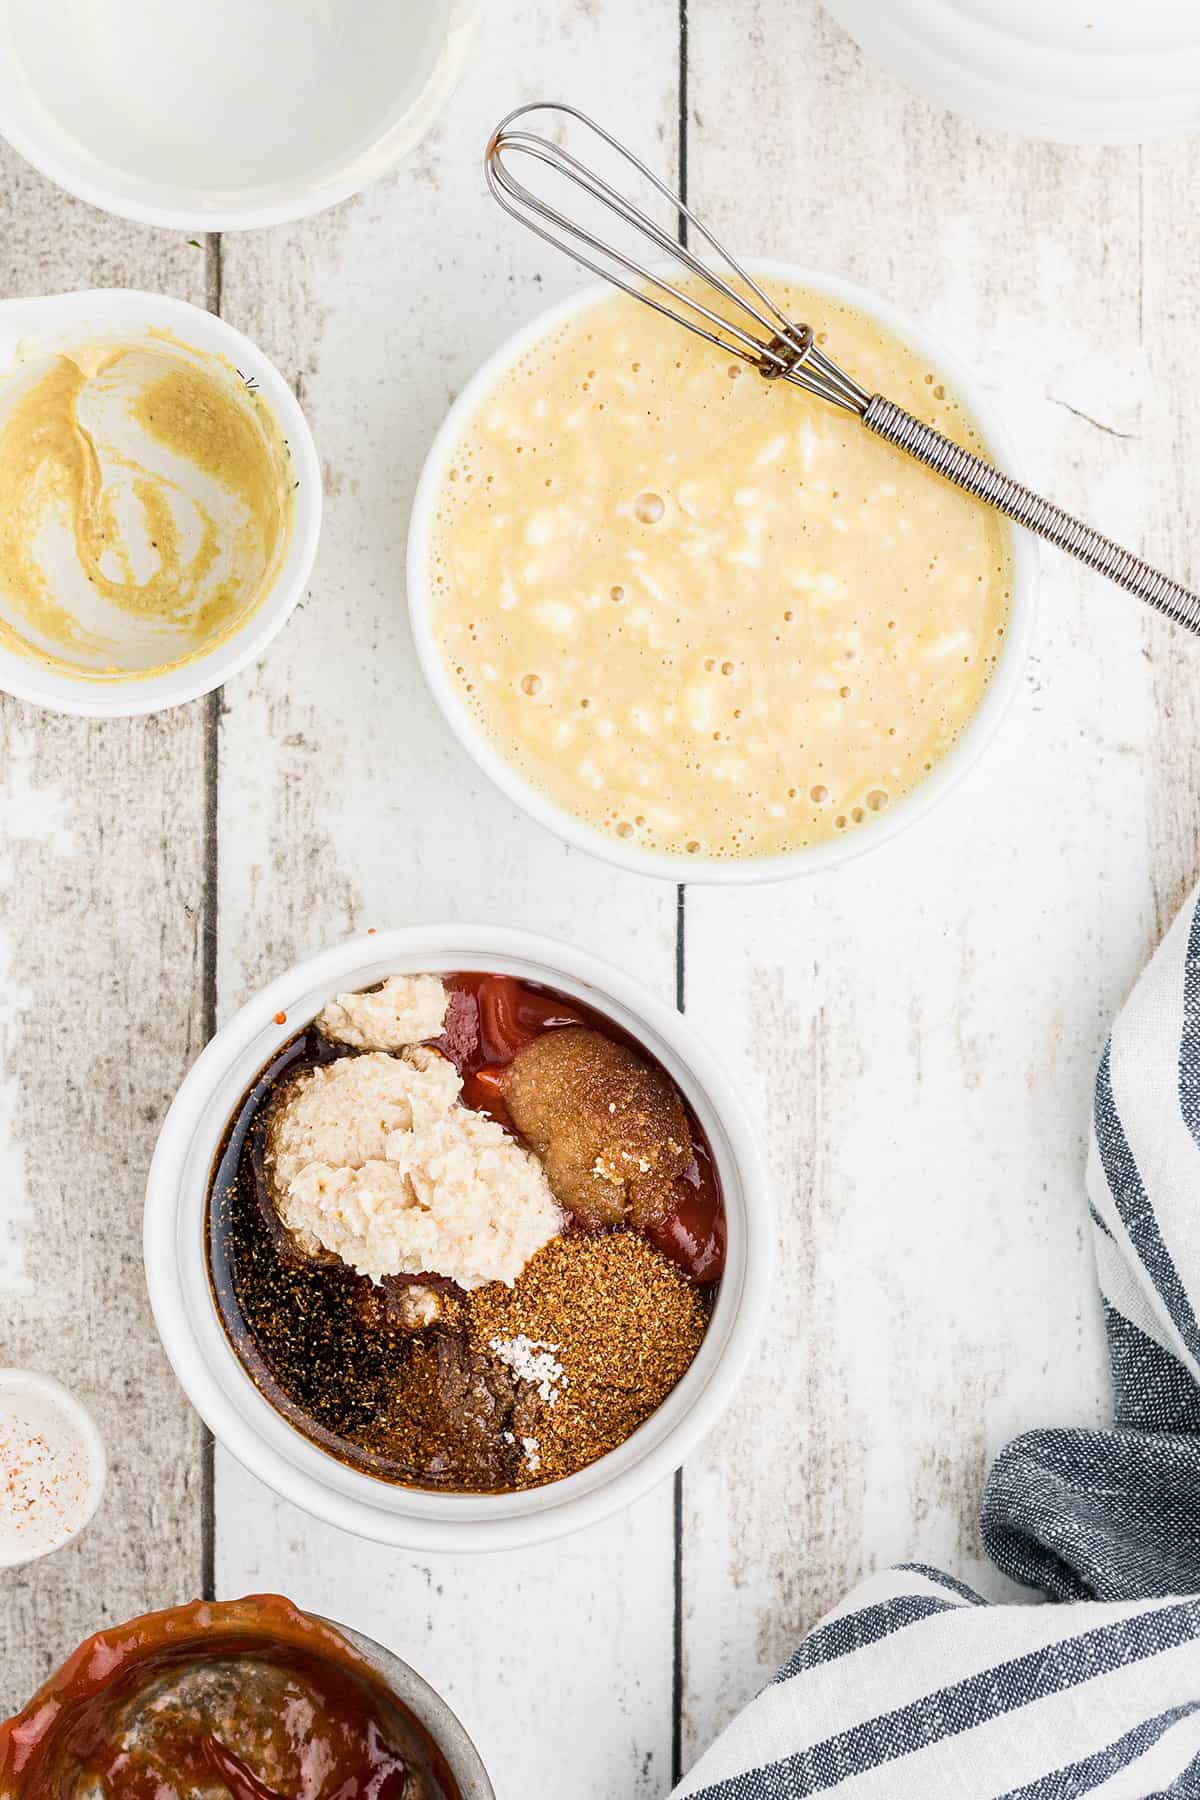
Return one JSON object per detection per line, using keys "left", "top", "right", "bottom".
{"left": 502, "top": 1026, "right": 692, "bottom": 1228}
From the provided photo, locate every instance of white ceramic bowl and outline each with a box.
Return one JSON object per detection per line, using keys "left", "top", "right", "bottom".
{"left": 0, "top": 0, "right": 478, "bottom": 230}
{"left": 0, "top": 289, "right": 321, "bottom": 717}
{"left": 407, "top": 262, "right": 1038, "bottom": 885}
{"left": 144, "top": 927, "right": 772, "bottom": 1552}
{"left": 821, "top": 0, "right": 1200, "bottom": 143}
{"left": 0, "top": 1368, "right": 107, "bottom": 1570}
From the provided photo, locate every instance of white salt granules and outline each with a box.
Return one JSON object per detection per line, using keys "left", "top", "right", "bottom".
{"left": 490, "top": 1334, "right": 566, "bottom": 1405}
{"left": 501, "top": 1428, "right": 543, "bottom": 1474}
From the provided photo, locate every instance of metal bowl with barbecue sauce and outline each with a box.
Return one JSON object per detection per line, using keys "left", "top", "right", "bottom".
{"left": 0, "top": 1594, "right": 494, "bottom": 1800}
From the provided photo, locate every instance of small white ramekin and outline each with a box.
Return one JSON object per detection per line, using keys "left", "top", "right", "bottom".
{"left": 0, "top": 1368, "right": 107, "bottom": 1569}
{"left": 144, "top": 927, "right": 772, "bottom": 1552}
{"left": 407, "top": 261, "right": 1038, "bottom": 885}
{"left": 0, "top": 289, "right": 321, "bottom": 717}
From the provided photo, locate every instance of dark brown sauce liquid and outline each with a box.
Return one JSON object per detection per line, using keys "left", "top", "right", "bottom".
{"left": 207, "top": 972, "right": 724, "bottom": 1491}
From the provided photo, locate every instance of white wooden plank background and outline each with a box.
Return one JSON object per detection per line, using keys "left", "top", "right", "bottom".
{"left": 3, "top": 2, "right": 1198, "bottom": 1794}
{"left": 0, "top": 171, "right": 211, "bottom": 1686}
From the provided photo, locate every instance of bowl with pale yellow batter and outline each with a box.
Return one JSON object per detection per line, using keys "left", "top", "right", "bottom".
{"left": 0, "top": 289, "right": 321, "bottom": 716}
{"left": 407, "top": 263, "right": 1036, "bottom": 881}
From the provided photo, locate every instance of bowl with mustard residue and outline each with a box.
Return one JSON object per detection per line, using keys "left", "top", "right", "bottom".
{"left": 407, "top": 262, "right": 1037, "bottom": 883}
{"left": 0, "top": 289, "right": 321, "bottom": 716}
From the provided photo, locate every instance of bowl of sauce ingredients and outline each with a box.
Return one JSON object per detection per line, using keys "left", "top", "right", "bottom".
{"left": 0, "top": 289, "right": 321, "bottom": 715}
{"left": 145, "top": 928, "right": 770, "bottom": 1550}
{"left": 407, "top": 262, "right": 1036, "bottom": 882}
{"left": 0, "top": 1592, "right": 494, "bottom": 1798}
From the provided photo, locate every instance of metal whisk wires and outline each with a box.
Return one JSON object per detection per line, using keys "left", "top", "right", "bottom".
{"left": 487, "top": 102, "right": 1200, "bottom": 635}
{"left": 485, "top": 102, "right": 868, "bottom": 414}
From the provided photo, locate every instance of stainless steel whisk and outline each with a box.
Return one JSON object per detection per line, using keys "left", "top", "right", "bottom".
{"left": 486, "top": 102, "right": 1200, "bottom": 637}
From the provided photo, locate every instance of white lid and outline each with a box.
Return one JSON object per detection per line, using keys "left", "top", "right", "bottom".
{"left": 0, "top": 1370, "right": 106, "bottom": 1568}
{"left": 821, "top": 0, "right": 1200, "bottom": 141}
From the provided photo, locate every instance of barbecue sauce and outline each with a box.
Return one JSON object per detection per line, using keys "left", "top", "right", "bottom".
{"left": 0, "top": 1596, "right": 454, "bottom": 1800}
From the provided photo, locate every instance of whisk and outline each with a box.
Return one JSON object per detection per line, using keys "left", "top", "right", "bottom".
{"left": 486, "top": 102, "right": 1200, "bottom": 637}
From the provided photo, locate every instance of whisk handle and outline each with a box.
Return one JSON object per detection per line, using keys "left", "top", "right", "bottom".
{"left": 862, "top": 395, "right": 1200, "bottom": 636}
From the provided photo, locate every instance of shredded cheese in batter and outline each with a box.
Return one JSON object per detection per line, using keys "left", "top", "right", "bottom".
{"left": 430, "top": 278, "right": 1012, "bottom": 860}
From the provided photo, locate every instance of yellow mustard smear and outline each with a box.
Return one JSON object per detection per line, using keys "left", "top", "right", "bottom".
{"left": 430, "top": 279, "right": 1013, "bottom": 861}
{"left": 0, "top": 338, "right": 294, "bottom": 679}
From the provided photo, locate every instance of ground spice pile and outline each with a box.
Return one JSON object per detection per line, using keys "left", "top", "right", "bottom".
{"left": 467, "top": 1230, "right": 707, "bottom": 1486}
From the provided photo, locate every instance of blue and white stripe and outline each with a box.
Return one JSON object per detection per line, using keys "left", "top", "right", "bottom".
{"left": 672, "top": 886, "right": 1200, "bottom": 1799}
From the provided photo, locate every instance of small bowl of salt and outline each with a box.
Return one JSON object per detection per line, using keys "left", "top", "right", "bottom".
{"left": 0, "top": 1369, "right": 106, "bottom": 1570}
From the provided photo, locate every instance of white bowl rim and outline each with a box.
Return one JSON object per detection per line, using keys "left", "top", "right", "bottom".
{"left": 406, "top": 257, "right": 1039, "bottom": 885}
{"left": 0, "top": 1367, "right": 108, "bottom": 1569}
{"left": 144, "top": 925, "right": 774, "bottom": 1553}
{"left": 0, "top": 1, "right": 478, "bottom": 231}
{"left": 818, "top": 0, "right": 1200, "bottom": 145}
{"left": 0, "top": 289, "right": 322, "bottom": 717}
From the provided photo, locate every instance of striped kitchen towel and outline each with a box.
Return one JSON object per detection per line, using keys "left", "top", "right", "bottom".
{"left": 672, "top": 882, "right": 1200, "bottom": 1799}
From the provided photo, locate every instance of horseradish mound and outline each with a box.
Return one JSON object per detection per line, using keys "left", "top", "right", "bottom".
{"left": 317, "top": 973, "right": 448, "bottom": 1050}
{"left": 266, "top": 1047, "right": 561, "bottom": 1289}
